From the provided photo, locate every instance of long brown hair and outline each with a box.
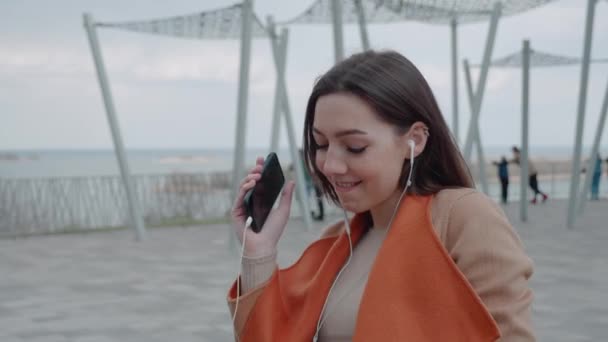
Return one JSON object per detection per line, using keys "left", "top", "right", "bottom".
{"left": 303, "top": 50, "right": 473, "bottom": 206}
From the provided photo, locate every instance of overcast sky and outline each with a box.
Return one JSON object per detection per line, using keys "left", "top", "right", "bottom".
{"left": 1, "top": 0, "right": 607, "bottom": 150}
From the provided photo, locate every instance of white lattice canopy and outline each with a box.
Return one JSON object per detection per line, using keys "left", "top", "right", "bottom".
{"left": 98, "top": 3, "right": 267, "bottom": 40}
{"left": 282, "top": 0, "right": 558, "bottom": 25}
{"left": 474, "top": 49, "right": 608, "bottom": 68}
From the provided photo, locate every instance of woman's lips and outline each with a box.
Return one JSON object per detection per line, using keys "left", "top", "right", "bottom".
{"left": 334, "top": 181, "right": 362, "bottom": 193}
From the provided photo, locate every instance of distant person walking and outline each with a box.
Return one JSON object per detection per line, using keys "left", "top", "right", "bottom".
{"left": 492, "top": 156, "right": 510, "bottom": 204}
{"left": 511, "top": 146, "right": 548, "bottom": 204}
{"left": 590, "top": 154, "right": 602, "bottom": 201}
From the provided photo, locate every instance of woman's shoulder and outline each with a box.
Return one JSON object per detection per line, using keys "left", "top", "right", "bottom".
{"left": 432, "top": 187, "right": 493, "bottom": 213}
{"left": 432, "top": 187, "right": 505, "bottom": 219}
{"left": 431, "top": 187, "right": 508, "bottom": 243}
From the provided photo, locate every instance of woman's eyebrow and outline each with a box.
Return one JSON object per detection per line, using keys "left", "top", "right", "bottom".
{"left": 312, "top": 128, "right": 368, "bottom": 137}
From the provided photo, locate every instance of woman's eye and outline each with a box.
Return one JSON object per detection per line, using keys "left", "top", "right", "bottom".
{"left": 315, "top": 144, "right": 328, "bottom": 150}
{"left": 348, "top": 146, "right": 367, "bottom": 154}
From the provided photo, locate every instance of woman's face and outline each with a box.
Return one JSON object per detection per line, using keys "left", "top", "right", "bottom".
{"left": 312, "top": 92, "right": 409, "bottom": 215}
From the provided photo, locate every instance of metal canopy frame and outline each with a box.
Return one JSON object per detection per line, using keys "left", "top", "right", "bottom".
{"left": 83, "top": 14, "right": 147, "bottom": 241}
{"left": 265, "top": 16, "right": 313, "bottom": 233}
{"left": 567, "top": 0, "right": 603, "bottom": 228}
{"left": 463, "top": 59, "right": 490, "bottom": 195}
{"left": 83, "top": 0, "right": 599, "bottom": 235}
{"left": 470, "top": 41, "right": 608, "bottom": 222}
{"left": 281, "top": 0, "right": 557, "bottom": 146}
{"left": 83, "top": 1, "right": 315, "bottom": 243}
{"left": 462, "top": 3, "right": 502, "bottom": 196}
{"left": 275, "top": 1, "right": 563, "bottom": 203}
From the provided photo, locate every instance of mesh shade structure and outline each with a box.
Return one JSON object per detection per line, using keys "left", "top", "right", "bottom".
{"left": 98, "top": 3, "right": 268, "bottom": 39}
{"left": 84, "top": 1, "right": 315, "bottom": 242}
{"left": 377, "top": 0, "right": 556, "bottom": 24}
{"left": 281, "top": 0, "right": 556, "bottom": 25}
{"left": 475, "top": 49, "right": 608, "bottom": 68}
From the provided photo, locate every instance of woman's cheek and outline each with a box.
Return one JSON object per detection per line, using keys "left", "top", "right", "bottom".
{"left": 315, "top": 153, "right": 326, "bottom": 175}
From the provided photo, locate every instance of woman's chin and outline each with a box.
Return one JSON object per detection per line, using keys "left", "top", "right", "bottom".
{"left": 338, "top": 200, "right": 367, "bottom": 214}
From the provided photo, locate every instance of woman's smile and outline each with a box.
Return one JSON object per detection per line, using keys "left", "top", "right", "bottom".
{"left": 333, "top": 180, "right": 363, "bottom": 193}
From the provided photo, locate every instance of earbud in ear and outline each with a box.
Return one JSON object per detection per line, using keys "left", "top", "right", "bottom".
{"left": 408, "top": 139, "right": 415, "bottom": 149}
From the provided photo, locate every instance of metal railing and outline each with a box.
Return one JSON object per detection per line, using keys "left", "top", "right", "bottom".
{"left": 0, "top": 172, "right": 232, "bottom": 237}
{"left": 1, "top": 161, "right": 604, "bottom": 237}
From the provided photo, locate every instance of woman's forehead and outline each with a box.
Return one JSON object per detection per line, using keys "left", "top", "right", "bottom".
{"left": 313, "top": 93, "right": 385, "bottom": 133}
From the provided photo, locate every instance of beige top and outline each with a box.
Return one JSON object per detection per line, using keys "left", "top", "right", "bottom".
{"left": 238, "top": 188, "right": 535, "bottom": 341}
{"left": 317, "top": 226, "right": 386, "bottom": 341}
{"left": 512, "top": 156, "right": 538, "bottom": 175}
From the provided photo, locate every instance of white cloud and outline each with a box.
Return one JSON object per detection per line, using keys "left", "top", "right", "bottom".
{"left": 0, "top": 44, "right": 90, "bottom": 76}
{"left": 417, "top": 63, "right": 450, "bottom": 89}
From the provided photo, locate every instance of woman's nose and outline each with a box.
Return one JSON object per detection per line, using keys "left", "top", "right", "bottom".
{"left": 320, "top": 148, "right": 347, "bottom": 175}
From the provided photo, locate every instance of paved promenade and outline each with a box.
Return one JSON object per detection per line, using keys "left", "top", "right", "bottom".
{"left": 1, "top": 198, "right": 607, "bottom": 341}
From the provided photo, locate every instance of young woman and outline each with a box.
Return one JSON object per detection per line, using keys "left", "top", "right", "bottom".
{"left": 510, "top": 146, "right": 548, "bottom": 204}
{"left": 228, "top": 50, "right": 534, "bottom": 341}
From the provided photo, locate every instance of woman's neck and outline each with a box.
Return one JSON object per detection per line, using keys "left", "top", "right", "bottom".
{"left": 369, "top": 189, "right": 405, "bottom": 230}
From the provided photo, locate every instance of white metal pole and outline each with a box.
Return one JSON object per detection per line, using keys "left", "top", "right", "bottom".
{"left": 266, "top": 17, "right": 285, "bottom": 153}
{"left": 463, "top": 61, "right": 477, "bottom": 188}
{"left": 451, "top": 18, "right": 459, "bottom": 144}
{"left": 567, "top": 0, "right": 597, "bottom": 228}
{"left": 230, "top": 0, "right": 254, "bottom": 248}
{"left": 578, "top": 75, "right": 608, "bottom": 213}
{"left": 268, "top": 18, "right": 313, "bottom": 231}
{"left": 477, "top": 138, "right": 489, "bottom": 195}
{"left": 463, "top": 3, "right": 502, "bottom": 161}
{"left": 231, "top": 0, "right": 254, "bottom": 202}
{"left": 83, "top": 13, "right": 146, "bottom": 241}
{"left": 330, "top": 0, "right": 345, "bottom": 63}
{"left": 521, "top": 40, "right": 531, "bottom": 222}
{"left": 354, "top": 0, "right": 371, "bottom": 51}
{"left": 463, "top": 60, "right": 475, "bottom": 125}
{"left": 463, "top": 59, "right": 488, "bottom": 194}
{"left": 463, "top": 60, "right": 475, "bottom": 165}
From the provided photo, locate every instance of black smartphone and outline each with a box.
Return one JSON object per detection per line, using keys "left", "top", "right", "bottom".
{"left": 243, "top": 153, "right": 285, "bottom": 233}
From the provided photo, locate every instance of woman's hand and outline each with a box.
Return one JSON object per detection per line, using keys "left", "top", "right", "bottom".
{"left": 231, "top": 156, "right": 296, "bottom": 257}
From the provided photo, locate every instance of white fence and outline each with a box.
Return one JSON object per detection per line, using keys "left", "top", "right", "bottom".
{"left": 0, "top": 172, "right": 232, "bottom": 237}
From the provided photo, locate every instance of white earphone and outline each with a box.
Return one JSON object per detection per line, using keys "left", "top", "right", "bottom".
{"left": 408, "top": 138, "right": 416, "bottom": 151}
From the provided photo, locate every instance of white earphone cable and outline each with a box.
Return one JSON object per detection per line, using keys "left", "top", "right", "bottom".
{"left": 232, "top": 216, "right": 253, "bottom": 329}
{"left": 313, "top": 140, "right": 417, "bottom": 341}
{"left": 313, "top": 211, "right": 353, "bottom": 342}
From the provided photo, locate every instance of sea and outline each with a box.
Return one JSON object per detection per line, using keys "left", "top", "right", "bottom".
{"left": 1, "top": 146, "right": 606, "bottom": 207}
{"left": 0, "top": 148, "right": 291, "bottom": 179}
{"left": 0, "top": 146, "right": 599, "bottom": 179}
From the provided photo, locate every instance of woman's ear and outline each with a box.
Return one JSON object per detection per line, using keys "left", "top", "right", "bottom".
{"left": 404, "top": 121, "right": 429, "bottom": 159}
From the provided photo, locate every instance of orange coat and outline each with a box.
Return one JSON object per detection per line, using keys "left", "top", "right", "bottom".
{"left": 228, "top": 194, "right": 502, "bottom": 341}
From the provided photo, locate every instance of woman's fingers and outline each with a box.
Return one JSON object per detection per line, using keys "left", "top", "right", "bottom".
{"left": 233, "top": 179, "right": 254, "bottom": 213}
{"left": 231, "top": 156, "right": 267, "bottom": 242}
{"left": 235, "top": 157, "right": 266, "bottom": 201}
{"left": 248, "top": 163, "right": 263, "bottom": 174}
{"left": 239, "top": 173, "right": 261, "bottom": 188}
{"left": 232, "top": 156, "right": 266, "bottom": 216}
{"left": 232, "top": 170, "right": 264, "bottom": 214}
{"left": 278, "top": 181, "right": 296, "bottom": 211}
